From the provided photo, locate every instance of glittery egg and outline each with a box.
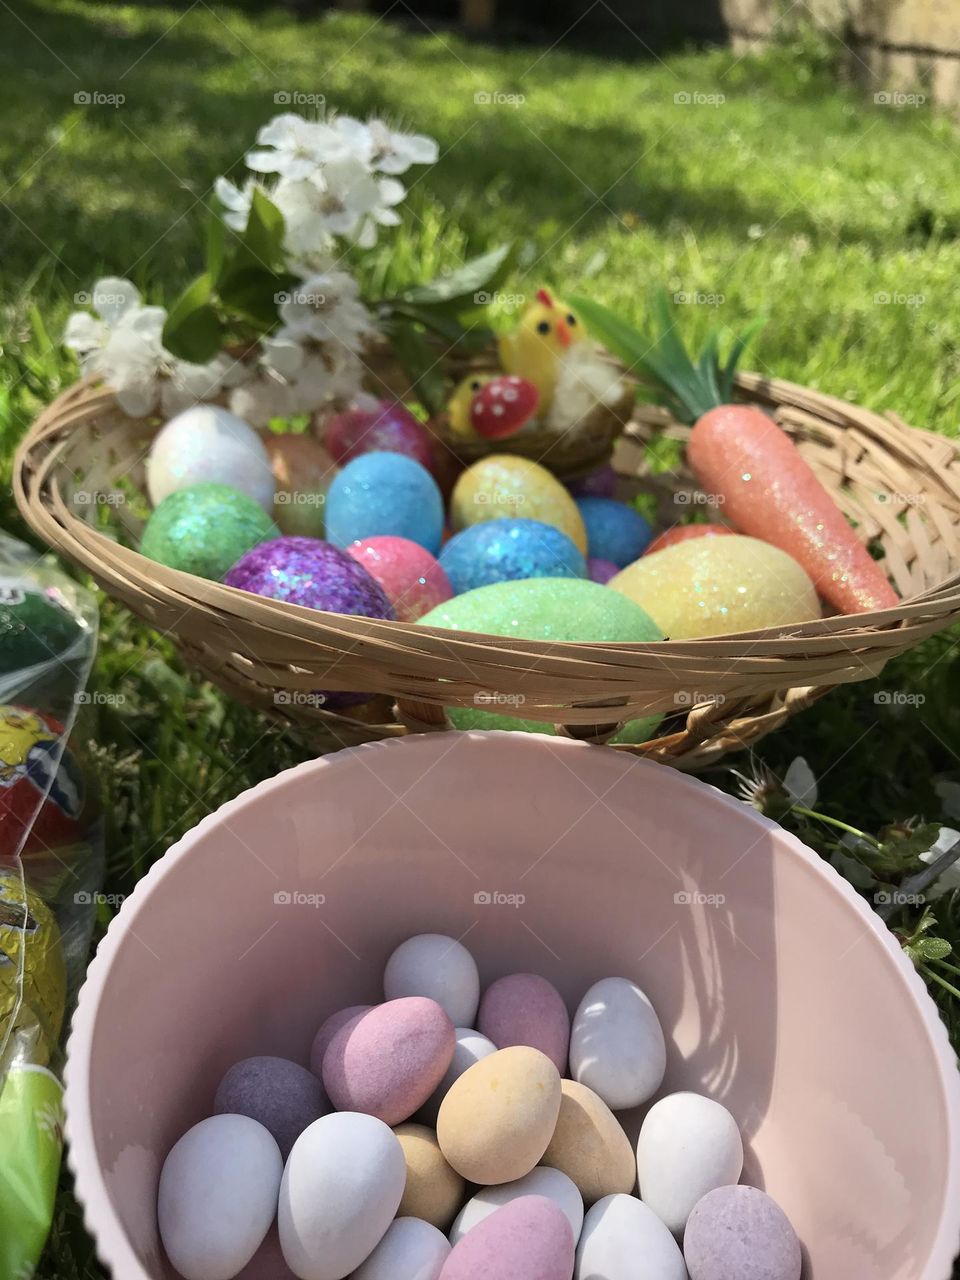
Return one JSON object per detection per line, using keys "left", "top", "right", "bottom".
{"left": 576, "top": 497, "right": 652, "bottom": 567}
{"left": 439, "top": 519, "right": 586, "bottom": 595}
{"left": 450, "top": 456, "right": 587, "bottom": 555}
{"left": 326, "top": 401, "right": 434, "bottom": 472}
{"left": 146, "top": 405, "right": 275, "bottom": 511}
{"left": 346, "top": 536, "right": 452, "bottom": 622}
{"left": 140, "top": 483, "right": 279, "bottom": 580}
{"left": 326, "top": 452, "right": 444, "bottom": 555}
{"left": 419, "top": 578, "right": 663, "bottom": 741}
{"left": 567, "top": 464, "right": 618, "bottom": 500}
{"left": 610, "top": 535, "right": 821, "bottom": 639}
{"left": 645, "top": 524, "right": 735, "bottom": 557}
{"left": 588, "top": 558, "right": 619, "bottom": 585}
{"left": 264, "top": 433, "right": 339, "bottom": 538}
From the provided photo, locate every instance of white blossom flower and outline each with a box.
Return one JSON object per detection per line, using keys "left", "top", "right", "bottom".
{"left": 333, "top": 115, "right": 439, "bottom": 175}
{"left": 63, "top": 277, "right": 144, "bottom": 360}
{"left": 214, "top": 175, "right": 261, "bottom": 232}
{"left": 920, "top": 827, "right": 960, "bottom": 899}
{"left": 246, "top": 113, "right": 348, "bottom": 180}
{"left": 278, "top": 271, "right": 377, "bottom": 354}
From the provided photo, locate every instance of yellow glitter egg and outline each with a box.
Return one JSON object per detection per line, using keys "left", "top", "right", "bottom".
{"left": 450, "top": 456, "right": 587, "bottom": 554}
{"left": 609, "top": 534, "right": 821, "bottom": 639}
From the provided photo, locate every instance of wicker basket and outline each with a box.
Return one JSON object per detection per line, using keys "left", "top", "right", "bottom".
{"left": 14, "top": 367, "right": 960, "bottom": 769}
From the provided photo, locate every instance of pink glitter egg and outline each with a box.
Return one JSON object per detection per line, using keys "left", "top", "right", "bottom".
{"left": 326, "top": 401, "right": 434, "bottom": 473}
{"left": 347, "top": 536, "right": 453, "bottom": 622}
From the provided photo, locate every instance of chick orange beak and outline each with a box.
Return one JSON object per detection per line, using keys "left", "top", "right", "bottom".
{"left": 555, "top": 318, "right": 572, "bottom": 348}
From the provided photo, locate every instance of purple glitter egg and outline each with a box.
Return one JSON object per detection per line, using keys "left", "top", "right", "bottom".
{"left": 567, "top": 464, "right": 618, "bottom": 500}
{"left": 588, "top": 557, "right": 620, "bottom": 585}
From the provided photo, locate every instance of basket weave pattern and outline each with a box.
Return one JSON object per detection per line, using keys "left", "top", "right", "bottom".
{"left": 14, "top": 371, "right": 960, "bottom": 769}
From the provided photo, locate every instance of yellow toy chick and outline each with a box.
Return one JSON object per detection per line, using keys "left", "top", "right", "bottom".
{"left": 497, "top": 288, "right": 584, "bottom": 413}
{"left": 446, "top": 372, "right": 495, "bottom": 439}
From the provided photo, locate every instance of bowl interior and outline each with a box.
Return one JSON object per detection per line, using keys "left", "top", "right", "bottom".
{"left": 66, "top": 733, "right": 960, "bottom": 1280}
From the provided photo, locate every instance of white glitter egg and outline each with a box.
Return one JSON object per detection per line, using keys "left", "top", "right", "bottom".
{"left": 146, "top": 405, "right": 275, "bottom": 511}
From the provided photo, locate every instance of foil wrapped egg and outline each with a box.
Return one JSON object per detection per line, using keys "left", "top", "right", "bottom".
{"left": 439, "top": 519, "right": 586, "bottom": 595}
{"left": 146, "top": 405, "right": 275, "bottom": 512}
{"left": 450, "top": 456, "right": 587, "bottom": 555}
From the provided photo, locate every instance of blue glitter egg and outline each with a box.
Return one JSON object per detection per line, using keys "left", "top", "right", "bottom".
{"left": 325, "top": 451, "right": 444, "bottom": 555}
{"left": 439, "top": 519, "right": 586, "bottom": 595}
{"left": 576, "top": 497, "right": 652, "bottom": 568}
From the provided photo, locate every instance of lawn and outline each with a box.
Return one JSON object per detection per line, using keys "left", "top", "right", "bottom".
{"left": 2, "top": 3, "right": 960, "bottom": 1275}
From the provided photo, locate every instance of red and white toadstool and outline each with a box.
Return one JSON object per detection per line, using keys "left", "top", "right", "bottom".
{"left": 469, "top": 375, "right": 540, "bottom": 440}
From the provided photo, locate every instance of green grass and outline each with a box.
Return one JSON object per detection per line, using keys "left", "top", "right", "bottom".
{"left": 1, "top": 5, "right": 959, "bottom": 1275}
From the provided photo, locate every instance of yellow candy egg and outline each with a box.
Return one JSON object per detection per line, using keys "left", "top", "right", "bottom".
{"left": 610, "top": 534, "right": 820, "bottom": 639}
{"left": 450, "top": 456, "right": 587, "bottom": 554}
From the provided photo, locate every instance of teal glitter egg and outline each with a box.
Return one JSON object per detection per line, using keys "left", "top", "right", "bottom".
{"left": 141, "top": 483, "right": 279, "bottom": 580}
{"left": 418, "top": 577, "right": 664, "bottom": 741}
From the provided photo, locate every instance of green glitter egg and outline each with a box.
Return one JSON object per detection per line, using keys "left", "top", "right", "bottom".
{"left": 140, "top": 482, "right": 279, "bottom": 580}
{"left": 418, "top": 577, "right": 665, "bottom": 741}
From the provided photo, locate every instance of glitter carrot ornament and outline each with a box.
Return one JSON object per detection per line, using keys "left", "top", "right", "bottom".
{"left": 570, "top": 292, "right": 899, "bottom": 615}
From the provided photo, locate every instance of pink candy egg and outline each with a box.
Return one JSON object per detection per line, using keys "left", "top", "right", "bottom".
{"left": 322, "top": 997, "right": 456, "bottom": 1126}
{"left": 326, "top": 401, "right": 435, "bottom": 472}
{"left": 439, "top": 1196, "right": 575, "bottom": 1279}
{"left": 477, "top": 973, "right": 570, "bottom": 1073}
{"left": 347, "top": 536, "right": 453, "bottom": 622}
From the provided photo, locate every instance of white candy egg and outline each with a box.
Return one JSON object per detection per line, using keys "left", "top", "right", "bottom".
{"left": 635, "top": 1092, "right": 744, "bottom": 1236}
{"left": 279, "top": 1111, "right": 406, "bottom": 1280}
{"left": 450, "top": 1166, "right": 584, "bottom": 1245}
{"left": 575, "top": 1193, "right": 687, "bottom": 1279}
{"left": 419, "top": 1027, "right": 497, "bottom": 1125}
{"left": 384, "top": 934, "right": 480, "bottom": 1028}
{"left": 146, "top": 405, "right": 275, "bottom": 511}
{"left": 157, "top": 1114, "right": 282, "bottom": 1280}
{"left": 351, "top": 1217, "right": 450, "bottom": 1280}
{"left": 569, "top": 976, "right": 666, "bottom": 1110}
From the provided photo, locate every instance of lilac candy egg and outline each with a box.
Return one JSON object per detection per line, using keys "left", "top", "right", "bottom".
{"left": 477, "top": 973, "right": 570, "bottom": 1073}
{"left": 439, "top": 1196, "right": 575, "bottom": 1280}
{"left": 576, "top": 497, "right": 652, "bottom": 567}
{"left": 322, "top": 997, "right": 456, "bottom": 1126}
{"left": 309, "top": 1004, "right": 373, "bottom": 1076}
{"left": 684, "top": 1185, "right": 802, "bottom": 1280}
{"left": 588, "top": 557, "right": 619, "bottom": 585}
{"left": 214, "top": 1055, "right": 328, "bottom": 1160}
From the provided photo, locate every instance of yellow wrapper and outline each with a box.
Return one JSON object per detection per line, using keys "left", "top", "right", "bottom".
{"left": 0, "top": 870, "right": 66, "bottom": 1070}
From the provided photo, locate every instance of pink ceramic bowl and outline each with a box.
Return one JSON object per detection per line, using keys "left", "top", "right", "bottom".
{"left": 65, "top": 733, "right": 960, "bottom": 1280}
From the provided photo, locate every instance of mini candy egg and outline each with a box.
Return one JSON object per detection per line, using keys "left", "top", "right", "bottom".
{"left": 440, "top": 1196, "right": 575, "bottom": 1280}
{"left": 567, "top": 464, "right": 618, "bottom": 500}
{"left": 470, "top": 376, "right": 539, "bottom": 439}
{"left": 147, "top": 405, "right": 275, "bottom": 511}
{"left": 644, "top": 523, "right": 735, "bottom": 557}
{"left": 437, "top": 1046, "right": 561, "bottom": 1185}
{"left": 636, "top": 1092, "right": 744, "bottom": 1236}
{"left": 322, "top": 997, "right": 455, "bottom": 1126}
{"left": 569, "top": 976, "right": 666, "bottom": 1111}
{"left": 394, "top": 1123, "right": 466, "bottom": 1229}
{"left": 213, "top": 1055, "right": 328, "bottom": 1160}
{"left": 352, "top": 1217, "right": 451, "bottom": 1280}
{"left": 683, "top": 1186, "right": 802, "bottom": 1280}
{"left": 264, "top": 433, "right": 339, "bottom": 538}
{"left": 224, "top": 537, "right": 393, "bottom": 618}
{"left": 309, "top": 1005, "right": 374, "bottom": 1076}
{"left": 326, "top": 400, "right": 434, "bottom": 472}
{"left": 575, "top": 1193, "right": 687, "bottom": 1280}
{"left": 347, "top": 538, "right": 453, "bottom": 623}
{"left": 439, "top": 519, "right": 586, "bottom": 595}
{"left": 450, "top": 456, "right": 587, "bottom": 554}
{"left": 140, "top": 483, "right": 279, "bottom": 581}
{"left": 450, "top": 1166, "right": 584, "bottom": 1246}
{"left": 588, "top": 557, "right": 619, "bottom": 585}
{"left": 477, "top": 973, "right": 570, "bottom": 1072}
{"left": 610, "top": 535, "right": 820, "bottom": 639}
{"left": 576, "top": 497, "right": 652, "bottom": 567}
{"left": 419, "top": 1027, "right": 497, "bottom": 1125}
{"left": 418, "top": 579, "right": 663, "bottom": 743}
{"left": 279, "top": 1111, "right": 406, "bottom": 1280}
{"left": 158, "top": 1114, "right": 282, "bottom": 1280}
{"left": 540, "top": 1079, "right": 636, "bottom": 1205}
{"left": 384, "top": 934, "right": 480, "bottom": 1027}
{"left": 326, "top": 452, "right": 444, "bottom": 554}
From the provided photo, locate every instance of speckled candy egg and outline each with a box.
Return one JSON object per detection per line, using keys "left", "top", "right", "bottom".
{"left": 588, "top": 557, "right": 619, "bottom": 585}
{"left": 610, "top": 535, "right": 820, "bottom": 639}
{"left": 576, "top": 497, "right": 652, "bottom": 568}
{"left": 439, "top": 1196, "right": 575, "bottom": 1280}
{"left": 540, "top": 1079, "right": 637, "bottom": 1205}
{"left": 224, "top": 537, "right": 393, "bottom": 618}
{"left": 450, "top": 456, "right": 587, "bottom": 554}
{"left": 158, "top": 1114, "right": 283, "bottom": 1280}
{"left": 569, "top": 976, "right": 666, "bottom": 1111}
{"left": 394, "top": 1123, "right": 466, "bottom": 1229}
{"left": 478, "top": 973, "right": 570, "bottom": 1072}
{"left": 141, "top": 483, "right": 279, "bottom": 581}
{"left": 322, "top": 997, "right": 455, "bottom": 1126}
{"left": 326, "top": 400, "right": 434, "bottom": 471}
{"left": 326, "top": 452, "right": 444, "bottom": 554}
{"left": 213, "top": 1055, "right": 328, "bottom": 1160}
{"left": 347, "top": 538, "right": 452, "bottom": 622}
{"left": 384, "top": 934, "right": 480, "bottom": 1027}
{"left": 439, "top": 519, "right": 586, "bottom": 595}
{"left": 418, "top": 579, "right": 663, "bottom": 743}
{"left": 576, "top": 1193, "right": 687, "bottom": 1280}
{"left": 683, "top": 1186, "right": 802, "bottom": 1280}
{"left": 264, "top": 433, "right": 339, "bottom": 538}
{"left": 147, "top": 405, "right": 275, "bottom": 511}
{"left": 450, "top": 1167, "right": 583, "bottom": 1246}
{"left": 352, "top": 1217, "right": 450, "bottom": 1280}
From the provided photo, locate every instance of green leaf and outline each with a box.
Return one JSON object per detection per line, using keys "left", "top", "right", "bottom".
{"left": 567, "top": 294, "right": 650, "bottom": 369}
{"left": 394, "top": 243, "right": 514, "bottom": 310}
{"left": 916, "top": 936, "right": 953, "bottom": 961}
{"left": 383, "top": 317, "right": 446, "bottom": 416}
{"left": 161, "top": 274, "right": 223, "bottom": 363}
{"left": 384, "top": 300, "right": 494, "bottom": 350}
{"left": 240, "top": 187, "right": 287, "bottom": 271}
{"left": 206, "top": 204, "right": 227, "bottom": 285}
{"left": 219, "top": 266, "right": 296, "bottom": 329}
